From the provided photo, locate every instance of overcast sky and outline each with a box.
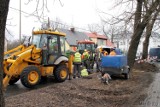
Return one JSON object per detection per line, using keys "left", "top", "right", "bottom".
{"left": 7, "top": 0, "right": 118, "bottom": 40}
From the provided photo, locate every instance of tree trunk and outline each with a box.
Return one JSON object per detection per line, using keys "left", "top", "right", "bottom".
{"left": 0, "top": 0, "right": 10, "bottom": 107}
{"left": 127, "top": 0, "right": 143, "bottom": 70}
{"left": 142, "top": 23, "right": 152, "bottom": 59}
{"left": 127, "top": 0, "right": 159, "bottom": 70}
{"left": 142, "top": 7, "right": 160, "bottom": 59}
{"left": 128, "top": 24, "right": 146, "bottom": 69}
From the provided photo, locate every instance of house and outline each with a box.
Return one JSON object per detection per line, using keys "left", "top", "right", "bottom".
{"left": 58, "top": 28, "right": 90, "bottom": 51}
{"left": 86, "top": 32, "right": 115, "bottom": 47}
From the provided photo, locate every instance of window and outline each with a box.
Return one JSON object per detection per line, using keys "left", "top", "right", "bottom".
{"left": 78, "top": 44, "right": 85, "bottom": 50}
{"left": 39, "top": 34, "right": 47, "bottom": 48}
{"left": 60, "top": 36, "right": 65, "bottom": 54}
{"left": 32, "top": 35, "right": 41, "bottom": 48}
{"left": 86, "top": 44, "right": 92, "bottom": 50}
{"left": 48, "top": 36, "right": 58, "bottom": 54}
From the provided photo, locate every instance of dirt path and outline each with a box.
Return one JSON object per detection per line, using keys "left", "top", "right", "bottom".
{"left": 5, "top": 70, "right": 154, "bottom": 107}
{"left": 5, "top": 62, "right": 159, "bottom": 107}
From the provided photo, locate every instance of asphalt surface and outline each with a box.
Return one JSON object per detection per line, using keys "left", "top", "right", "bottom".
{"left": 138, "top": 63, "right": 160, "bottom": 107}
{"left": 5, "top": 76, "right": 56, "bottom": 97}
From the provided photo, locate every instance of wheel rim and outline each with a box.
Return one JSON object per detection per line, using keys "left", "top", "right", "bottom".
{"left": 60, "top": 69, "right": 67, "bottom": 79}
{"left": 28, "top": 71, "right": 39, "bottom": 84}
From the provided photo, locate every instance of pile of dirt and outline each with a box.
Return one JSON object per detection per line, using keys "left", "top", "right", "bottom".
{"left": 133, "top": 62, "right": 159, "bottom": 72}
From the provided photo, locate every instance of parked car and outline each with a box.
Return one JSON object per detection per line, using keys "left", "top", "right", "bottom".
{"left": 149, "top": 47, "right": 160, "bottom": 61}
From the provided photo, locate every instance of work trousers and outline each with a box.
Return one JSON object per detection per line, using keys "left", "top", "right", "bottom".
{"left": 73, "top": 64, "right": 81, "bottom": 77}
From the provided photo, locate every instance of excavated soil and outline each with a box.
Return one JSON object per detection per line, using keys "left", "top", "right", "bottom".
{"left": 5, "top": 62, "right": 159, "bottom": 107}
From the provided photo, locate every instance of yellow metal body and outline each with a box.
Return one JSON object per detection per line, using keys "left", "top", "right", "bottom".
{"left": 3, "top": 29, "right": 73, "bottom": 88}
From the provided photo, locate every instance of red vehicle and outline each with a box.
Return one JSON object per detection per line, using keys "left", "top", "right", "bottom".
{"left": 77, "top": 40, "right": 97, "bottom": 54}
{"left": 77, "top": 40, "right": 97, "bottom": 69}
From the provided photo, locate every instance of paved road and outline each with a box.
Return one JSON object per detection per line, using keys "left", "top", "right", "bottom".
{"left": 138, "top": 63, "right": 160, "bottom": 107}
{"left": 5, "top": 77, "right": 56, "bottom": 97}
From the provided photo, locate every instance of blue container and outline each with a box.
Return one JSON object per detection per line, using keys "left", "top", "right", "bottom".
{"left": 115, "top": 49, "right": 122, "bottom": 55}
{"left": 101, "top": 55, "right": 127, "bottom": 68}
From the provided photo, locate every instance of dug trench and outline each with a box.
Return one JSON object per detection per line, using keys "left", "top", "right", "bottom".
{"left": 5, "top": 62, "right": 159, "bottom": 107}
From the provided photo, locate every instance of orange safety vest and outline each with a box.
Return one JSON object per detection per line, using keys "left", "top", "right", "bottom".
{"left": 109, "top": 51, "right": 116, "bottom": 56}
{"left": 104, "top": 51, "right": 108, "bottom": 56}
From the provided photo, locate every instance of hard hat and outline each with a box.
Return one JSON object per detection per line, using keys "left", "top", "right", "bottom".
{"left": 84, "top": 49, "right": 87, "bottom": 52}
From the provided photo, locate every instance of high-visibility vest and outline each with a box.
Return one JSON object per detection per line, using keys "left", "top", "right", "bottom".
{"left": 81, "top": 69, "right": 88, "bottom": 77}
{"left": 109, "top": 51, "right": 116, "bottom": 56}
{"left": 73, "top": 52, "right": 82, "bottom": 62}
{"left": 104, "top": 51, "right": 108, "bottom": 56}
{"left": 83, "top": 52, "right": 89, "bottom": 60}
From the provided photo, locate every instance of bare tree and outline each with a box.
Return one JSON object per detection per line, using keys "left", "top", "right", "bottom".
{"left": 41, "top": 17, "right": 69, "bottom": 31}
{"left": 98, "top": 0, "right": 160, "bottom": 69}
{"left": 88, "top": 23, "right": 102, "bottom": 34}
{"left": 128, "top": 0, "right": 160, "bottom": 69}
{"left": 142, "top": 5, "right": 160, "bottom": 59}
{"left": 0, "top": 0, "right": 10, "bottom": 106}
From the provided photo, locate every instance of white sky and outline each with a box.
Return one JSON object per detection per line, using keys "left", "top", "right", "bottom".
{"left": 7, "top": 0, "right": 119, "bottom": 40}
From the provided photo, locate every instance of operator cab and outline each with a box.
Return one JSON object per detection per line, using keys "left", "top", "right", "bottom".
{"left": 32, "top": 30, "right": 66, "bottom": 65}
{"left": 77, "top": 40, "right": 96, "bottom": 54}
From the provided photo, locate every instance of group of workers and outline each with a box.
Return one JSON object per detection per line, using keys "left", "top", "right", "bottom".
{"left": 72, "top": 47, "right": 117, "bottom": 79}
{"left": 72, "top": 49, "right": 91, "bottom": 78}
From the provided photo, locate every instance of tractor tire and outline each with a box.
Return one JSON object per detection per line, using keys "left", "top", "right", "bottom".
{"left": 124, "top": 73, "right": 129, "bottom": 80}
{"left": 9, "top": 77, "right": 20, "bottom": 85}
{"left": 54, "top": 65, "right": 69, "bottom": 82}
{"left": 20, "top": 65, "right": 41, "bottom": 88}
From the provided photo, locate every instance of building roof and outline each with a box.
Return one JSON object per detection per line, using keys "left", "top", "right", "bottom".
{"left": 86, "top": 32, "right": 108, "bottom": 40}
{"left": 58, "top": 28, "right": 90, "bottom": 46}
{"left": 107, "top": 40, "right": 115, "bottom": 48}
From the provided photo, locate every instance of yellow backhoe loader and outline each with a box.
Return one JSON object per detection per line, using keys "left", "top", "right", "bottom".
{"left": 3, "top": 29, "right": 73, "bottom": 89}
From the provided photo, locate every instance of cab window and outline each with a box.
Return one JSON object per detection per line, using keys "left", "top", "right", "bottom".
{"left": 48, "top": 36, "right": 58, "bottom": 54}
{"left": 60, "top": 36, "right": 65, "bottom": 54}
{"left": 32, "top": 35, "right": 41, "bottom": 48}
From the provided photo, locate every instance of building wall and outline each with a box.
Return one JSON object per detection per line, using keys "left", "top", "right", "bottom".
{"left": 90, "top": 38, "right": 97, "bottom": 44}
{"left": 97, "top": 39, "right": 106, "bottom": 46}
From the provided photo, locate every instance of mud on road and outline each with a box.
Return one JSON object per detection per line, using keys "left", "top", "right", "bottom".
{"left": 5, "top": 62, "right": 158, "bottom": 107}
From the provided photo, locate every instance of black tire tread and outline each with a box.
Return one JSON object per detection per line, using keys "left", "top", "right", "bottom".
{"left": 20, "top": 65, "right": 41, "bottom": 88}
{"left": 54, "top": 65, "right": 69, "bottom": 82}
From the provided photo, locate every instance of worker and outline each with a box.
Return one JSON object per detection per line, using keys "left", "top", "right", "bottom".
{"left": 103, "top": 50, "right": 108, "bottom": 56}
{"left": 82, "top": 49, "right": 89, "bottom": 69}
{"left": 95, "top": 48, "right": 101, "bottom": 72}
{"left": 109, "top": 48, "right": 116, "bottom": 56}
{"left": 73, "top": 49, "right": 82, "bottom": 78}
{"left": 81, "top": 66, "right": 89, "bottom": 77}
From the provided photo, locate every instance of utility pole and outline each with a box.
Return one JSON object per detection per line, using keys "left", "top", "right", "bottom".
{"left": 19, "top": 0, "right": 21, "bottom": 43}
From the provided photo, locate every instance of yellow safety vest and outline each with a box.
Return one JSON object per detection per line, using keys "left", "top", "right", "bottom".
{"left": 73, "top": 52, "right": 82, "bottom": 62}
{"left": 83, "top": 52, "right": 89, "bottom": 60}
{"left": 81, "top": 69, "right": 88, "bottom": 77}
